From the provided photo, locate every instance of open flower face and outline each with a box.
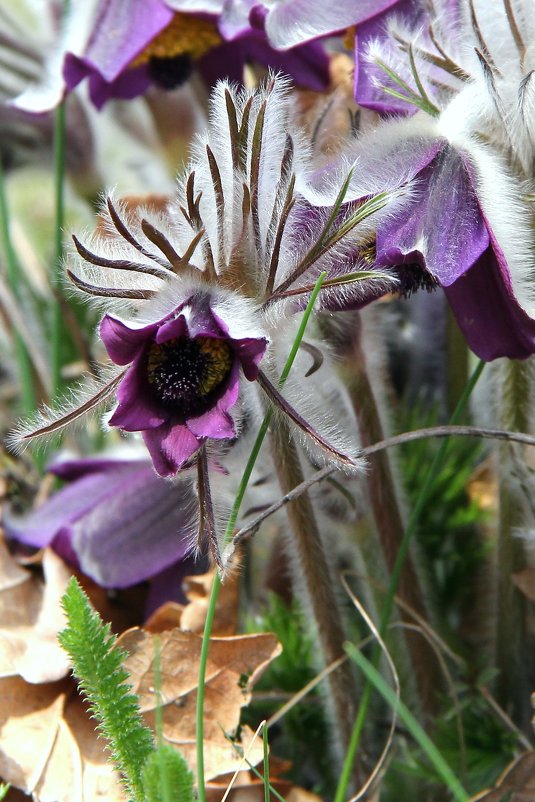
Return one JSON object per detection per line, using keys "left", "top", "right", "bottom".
{"left": 15, "top": 76, "right": 400, "bottom": 487}
{"left": 100, "top": 292, "right": 267, "bottom": 476}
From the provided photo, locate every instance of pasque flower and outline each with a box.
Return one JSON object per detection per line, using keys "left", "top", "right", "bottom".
{"left": 12, "top": 0, "right": 329, "bottom": 112}
{"left": 337, "top": 100, "right": 535, "bottom": 360}
{"left": 14, "top": 76, "right": 399, "bottom": 487}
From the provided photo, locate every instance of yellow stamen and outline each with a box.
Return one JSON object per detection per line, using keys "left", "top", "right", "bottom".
{"left": 132, "top": 13, "right": 222, "bottom": 66}
{"left": 197, "top": 337, "right": 233, "bottom": 395}
{"left": 343, "top": 26, "right": 356, "bottom": 51}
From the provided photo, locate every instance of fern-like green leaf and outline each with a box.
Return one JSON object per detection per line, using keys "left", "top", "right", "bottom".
{"left": 141, "top": 745, "right": 195, "bottom": 802}
{"left": 59, "top": 577, "right": 155, "bottom": 802}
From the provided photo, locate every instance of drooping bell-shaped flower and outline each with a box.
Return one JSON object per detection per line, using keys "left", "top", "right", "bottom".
{"left": 337, "top": 100, "right": 535, "bottom": 360}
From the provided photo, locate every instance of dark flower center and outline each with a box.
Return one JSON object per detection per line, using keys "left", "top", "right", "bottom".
{"left": 396, "top": 263, "right": 438, "bottom": 299}
{"left": 146, "top": 335, "right": 233, "bottom": 415}
{"left": 148, "top": 54, "right": 193, "bottom": 89}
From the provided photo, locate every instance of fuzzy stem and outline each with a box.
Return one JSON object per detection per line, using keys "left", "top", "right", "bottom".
{"left": 342, "top": 317, "right": 436, "bottom": 708}
{"left": 495, "top": 359, "right": 531, "bottom": 728}
{"left": 269, "top": 419, "right": 361, "bottom": 786}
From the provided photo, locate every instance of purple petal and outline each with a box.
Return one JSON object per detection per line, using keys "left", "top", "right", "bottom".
{"left": 145, "top": 554, "right": 205, "bottom": 617}
{"left": 87, "top": 64, "right": 151, "bottom": 109}
{"left": 143, "top": 423, "right": 202, "bottom": 476}
{"left": 100, "top": 315, "right": 157, "bottom": 365}
{"left": 187, "top": 362, "right": 239, "bottom": 438}
{"left": 233, "top": 336, "right": 269, "bottom": 380}
{"left": 68, "top": 469, "right": 194, "bottom": 587}
{"left": 354, "top": 0, "right": 422, "bottom": 114}
{"left": 109, "top": 356, "right": 167, "bottom": 431}
{"left": 239, "top": 35, "right": 330, "bottom": 91}
{"left": 376, "top": 146, "right": 489, "bottom": 285}
{"left": 155, "top": 314, "right": 190, "bottom": 343}
{"left": 263, "top": 0, "right": 400, "bottom": 48}
{"left": 5, "top": 462, "right": 138, "bottom": 549}
{"left": 445, "top": 244, "right": 535, "bottom": 361}
{"left": 63, "top": 0, "right": 173, "bottom": 85}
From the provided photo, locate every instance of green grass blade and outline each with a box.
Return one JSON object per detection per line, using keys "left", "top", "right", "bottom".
{"left": 345, "top": 643, "right": 469, "bottom": 802}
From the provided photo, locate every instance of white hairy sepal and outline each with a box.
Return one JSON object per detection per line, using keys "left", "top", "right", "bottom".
{"left": 263, "top": 317, "right": 364, "bottom": 474}
{"left": 7, "top": 364, "right": 124, "bottom": 454}
{"left": 438, "top": 92, "right": 535, "bottom": 319}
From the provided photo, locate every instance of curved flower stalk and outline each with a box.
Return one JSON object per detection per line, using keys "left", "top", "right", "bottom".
{"left": 11, "top": 0, "right": 330, "bottom": 112}
{"left": 12, "top": 77, "right": 403, "bottom": 514}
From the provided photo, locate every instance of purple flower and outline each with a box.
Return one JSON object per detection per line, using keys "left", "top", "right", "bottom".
{"left": 13, "top": 0, "right": 330, "bottom": 112}
{"left": 16, "top": 77, "right": 392, "bottom": 485}
{"left": 5, "top": 455, "right": 197, "bottom": 593}
{"left": 339, "top": 112, "right": 535, "bottom": 360}
{"left": 100, "top": 293, "right": 268, "bottom": 476}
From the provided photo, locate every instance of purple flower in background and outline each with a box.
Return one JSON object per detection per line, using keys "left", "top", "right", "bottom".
{"left": 13, "top": 0, "right": 330, "bottom": 112}
{"left": 101, "top": 293, "right": 268, "bottom": 476}
{"left": 5, "top": 456, "right": 197, "bottom": 595}
{"left": 232, "top": 0, "right": 407, "bottom": 110}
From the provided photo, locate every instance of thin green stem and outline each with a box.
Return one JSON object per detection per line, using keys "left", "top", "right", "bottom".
{"left": 51, "top": 100, "right": 67, "bottom": 397}
{"left": 335, "top": 358, "right": 485, "bottom": 802}
{"left": 196, "top": 273, "right": 327, "bottom": 801}
{"left": 263, "top": 721, "right": 270, "bottom": 802}
{"left": 0, "top": 162, "right": 36, "bottom": 412}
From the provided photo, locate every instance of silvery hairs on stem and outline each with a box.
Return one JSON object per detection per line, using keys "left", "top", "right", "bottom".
{"left": 10, "top": 74, "right": 408, "bottom": 564}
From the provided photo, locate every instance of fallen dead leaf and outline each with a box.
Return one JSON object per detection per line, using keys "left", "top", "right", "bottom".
{"left": 180, "top": 567, "right": 240, "bottom": 636}
{"left": 119, "top": 627, "right": 281, "bottom": 780}
{"left": 0, "top": 541, "right": 70, "bottom": 683}
{"left": 0, "top": 677, "right": 124, "bottom": 802}
{"left": 512, "top": 569, "right": 535, "bottom": 602}
{"left": 470, "top": 751, "right": 535, "bottom": 802}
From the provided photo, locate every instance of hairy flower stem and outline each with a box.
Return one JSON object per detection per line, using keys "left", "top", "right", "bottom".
{"left": 342, "top": 316, "right": 436, "bottom": 710}
{"left": 495, "top": 359, "right": 532, "bottom": 728}
{"left": 269, "top": 419, "right": 362, "bottom": 786}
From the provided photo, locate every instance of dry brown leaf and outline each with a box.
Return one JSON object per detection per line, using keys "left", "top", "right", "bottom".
{"left": 512, "top": 569, "right": 535, "bottom": 602}
{"left": 145, "top": 601, "right": 185, "bottom": 632}
{"left": 119, "top": 627, "right": 281, "bottom": 780}
{"left": 0, "top": 542, "right": 70, "bottom": 683}
{"left": 470, "top": 751, "right": 535, "bottom": 802}
{"left": 180, "top": 567, "right": 240, "bottom": 635}
{"left": 0, "top": 676, "right": 124, "bottom": 802}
